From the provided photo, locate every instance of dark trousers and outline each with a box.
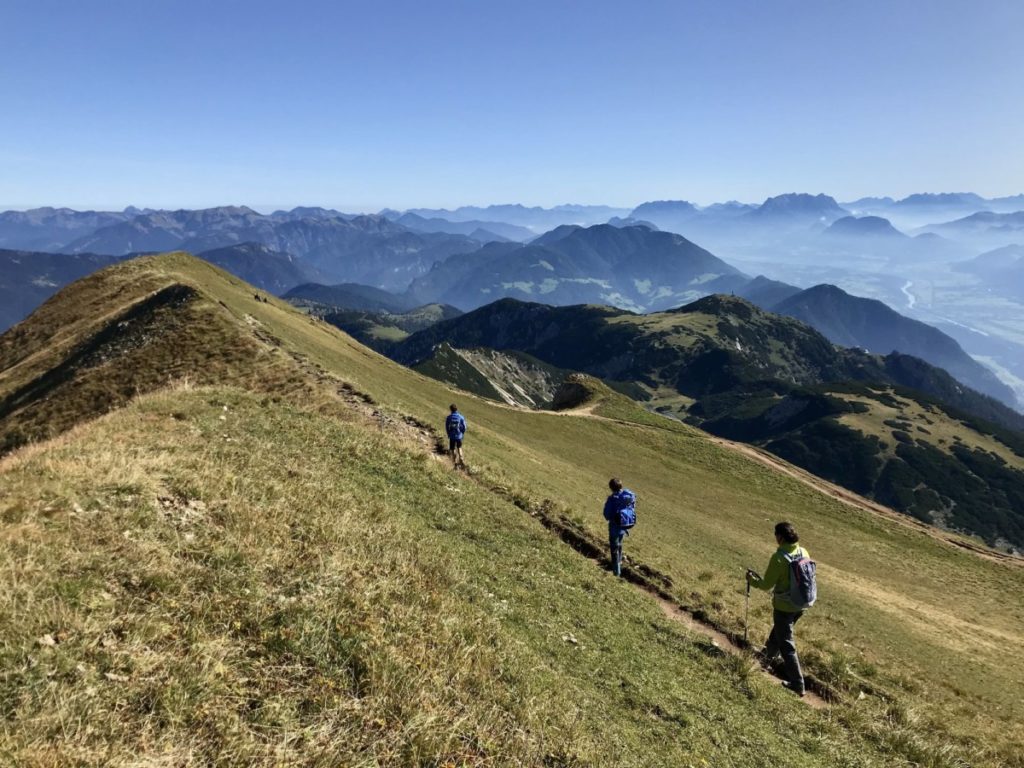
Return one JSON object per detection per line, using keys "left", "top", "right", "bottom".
{"left": 763, "top": 609, "right": 804, "bottom": 692}
{"left": 609, "top": 528, "right": 626, "bottom": 576}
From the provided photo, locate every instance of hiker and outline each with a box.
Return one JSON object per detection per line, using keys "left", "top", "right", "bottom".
{"left": 746, "top": 522, "right": 816, "bottom": 697}
{"left": 445, "top": 404, "right": 467, "bottom": 468}
{"left": 602, "top": 478, "right": 636, "bottom": 577}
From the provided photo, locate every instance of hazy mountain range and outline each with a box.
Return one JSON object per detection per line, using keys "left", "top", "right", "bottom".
{"left": 389, "top": 212, "right": 535, "bottom": 242}
{"left": 2, "top": 194, "right": 1022, "bottom": 410}
{"left": 5, "top": 192, "right": 1020, "bottom": 256}
{"left": 5, "top": 193, "right": 1019, "bottom": 274}
{"left": 626, "top": 191, "right": 1024, "bottom": 248}
{"left": 61, "top": 207, "right": 481, "bottom": 290}
{"left": 393, "top": 203, "right": 631, "bottom": 232}
{"left": 0, "top": 207, "right": 142, "bottom": 251}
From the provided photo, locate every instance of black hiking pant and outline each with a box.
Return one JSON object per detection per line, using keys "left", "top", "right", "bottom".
{"left": 763, "top": 609, "right": 804, "bottom": 692}
{"left": 609, "top": 527, "right": 627, "bottom": 577}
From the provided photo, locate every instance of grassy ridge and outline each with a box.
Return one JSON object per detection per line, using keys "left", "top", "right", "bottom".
{"left": 1, "top": 387, "right": 902, "bottom": 766}
{"left": 2, "top": 253, "right": 1024, "bottom": 765}
{"left": 190, "top": 254, "right": 1023, "bottom": 762}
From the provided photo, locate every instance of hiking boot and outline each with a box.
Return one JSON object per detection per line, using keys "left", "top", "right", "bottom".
{"left": 782, "top": 681, "right": 806, "bottom": 697}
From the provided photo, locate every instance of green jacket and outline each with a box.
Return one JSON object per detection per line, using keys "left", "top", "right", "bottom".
{"left": 749, "top": 543, "right": 809, "bottom": 613}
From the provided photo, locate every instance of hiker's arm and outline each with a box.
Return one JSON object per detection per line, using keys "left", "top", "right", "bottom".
{"left": 748, "top": 555, "right": 781, "bottom": 591}
{"left": 602, "top": 497, "right": 614, "bottom": 523}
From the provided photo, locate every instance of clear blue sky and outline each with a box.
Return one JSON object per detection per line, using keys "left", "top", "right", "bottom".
{"left": 2, "top": 0, "right": 1022, "bottom": 211}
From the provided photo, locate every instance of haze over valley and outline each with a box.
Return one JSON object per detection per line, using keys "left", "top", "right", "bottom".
{"left": 5, "top": 190, "right": 1024, "bottom": 409}
{"left": 5, "top": 2, "right": 1024, "bottom": 765}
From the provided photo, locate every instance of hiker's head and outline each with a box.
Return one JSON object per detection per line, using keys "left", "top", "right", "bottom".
{"left": 609, "top": 478, "right": 623, "bottom": 493}
{"left": 774, "top": 521, "right": 799, "bottom": 545}
{"left": 449, "top": 403, "right": 458, "bottom": 413}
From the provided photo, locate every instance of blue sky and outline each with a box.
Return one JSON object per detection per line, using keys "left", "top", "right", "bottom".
{"left": 2, "top": 0, "right": 1022, "bottom": 211}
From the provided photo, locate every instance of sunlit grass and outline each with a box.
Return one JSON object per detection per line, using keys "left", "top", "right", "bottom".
{"left": 2, "top": 252, "right": 1023, "bottom": 765}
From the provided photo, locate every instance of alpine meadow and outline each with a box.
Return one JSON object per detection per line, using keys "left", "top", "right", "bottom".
{"left": 4, "top": 2, "right": 1024, "bottom": 766}
{"left": 2, "top": 254, "right": 1023, "bottom": 766}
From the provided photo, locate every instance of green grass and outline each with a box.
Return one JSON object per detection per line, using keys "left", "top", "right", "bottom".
{"left": 1, "top": 387, "right": 910, "bottom": 767}
{"left": 837, "top": 392, "right": 1024, "bottom": 468}
{"left": 3, "top": 252, "right": 1024, "bottom": 765}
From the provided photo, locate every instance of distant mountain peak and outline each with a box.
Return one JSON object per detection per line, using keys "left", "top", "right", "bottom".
{"left": 825, "top": 215, "right": 906, "bottom": 238}
{"left": 631, "top": 200, "right": 698, "bottom": 214}
{"left": 408, "top": 221, "right": 744, "bottom": 312}
{"left": 895, "top": 192, "right": 987, "bottom": 206}
{"left": 750, "top": 193, "right": 847, "bottom": 221}
{"left": 671, "top": 292, "right": 759, "bottom": 317}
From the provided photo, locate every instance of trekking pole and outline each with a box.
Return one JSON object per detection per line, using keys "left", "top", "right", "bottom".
{"left": 744, "top": 578, "right": 750, "bottom": 645}
{"left": 744, "top": 568, "right": 759, "bottom": 646}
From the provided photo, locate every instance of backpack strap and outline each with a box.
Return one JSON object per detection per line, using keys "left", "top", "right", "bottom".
{"left": 781, "top": 547, "right": 806, "bottom": 562}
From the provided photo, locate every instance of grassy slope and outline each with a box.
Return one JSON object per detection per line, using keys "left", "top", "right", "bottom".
{"left": 836, "top": 392, "right": 1024, "bottom": 468}
{"left": 699, "top": 384, "right": 1024, "bottom": 547}
{"left": 3, "top": 389, "right": 900, "bottom": 767}
{"left": 2, "top": 253, "right": 1024, "bottom": 765}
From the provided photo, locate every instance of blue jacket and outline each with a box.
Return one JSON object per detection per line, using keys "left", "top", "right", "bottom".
{"left": 445, "top": 411, "right": 467, "bottom": 440}
{"left": 603, "top": 489, "right": 636, "bottom": 530}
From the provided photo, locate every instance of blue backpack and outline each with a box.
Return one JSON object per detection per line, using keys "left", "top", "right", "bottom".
{"left": 782, "top": 548, "right": 817, "bottom": 610}
{"left": 445, "top": 412, "right": 465, "bottom": 439}
{"left": 615, "top": 490, "right": 637, "bottom": 528}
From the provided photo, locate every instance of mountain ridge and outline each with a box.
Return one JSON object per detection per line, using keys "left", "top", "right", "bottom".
{"left": 390, "top": 293, "right": 1024, "bottom": 546}
{"left": 63, "top": 206, "right": 481, "bottom": 290}
{"left": 407, "top": 223, "right": 746, "bottom": 311}
{"left": 771, "top": 283, "right": 1016, "bottom": 406}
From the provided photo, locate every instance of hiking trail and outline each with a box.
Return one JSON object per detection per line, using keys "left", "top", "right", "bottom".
{"left": 283, "top": 348, "right": 837, "bottom": 708}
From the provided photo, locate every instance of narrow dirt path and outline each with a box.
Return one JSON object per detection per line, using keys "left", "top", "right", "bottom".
{"left": 468, "top": 454, "right": 834, "bottom": 707}
{"left": 654, "top": 600, "right": 828, "bottom": 709}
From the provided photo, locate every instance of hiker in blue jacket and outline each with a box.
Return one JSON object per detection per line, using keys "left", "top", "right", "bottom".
{"left": 603, "top": 478, "right": 636, "bottom": 577}
{"left": 445, "top": 404, "right": 467, "bottom": 469}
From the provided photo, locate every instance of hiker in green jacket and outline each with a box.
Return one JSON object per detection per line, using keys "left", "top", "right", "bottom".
{"left": 747, "top": 522, "right": 812, "bottom": 697}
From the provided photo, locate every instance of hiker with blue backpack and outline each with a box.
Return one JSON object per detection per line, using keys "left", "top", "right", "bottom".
{"left": 603, "top": 478, "right": 636, "bottom": 577}
{"left": 746, "top": 522, "right": 817, "bottom": 697}
{"left": 445, "top": 404, "right": 467, "bottom": 469}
